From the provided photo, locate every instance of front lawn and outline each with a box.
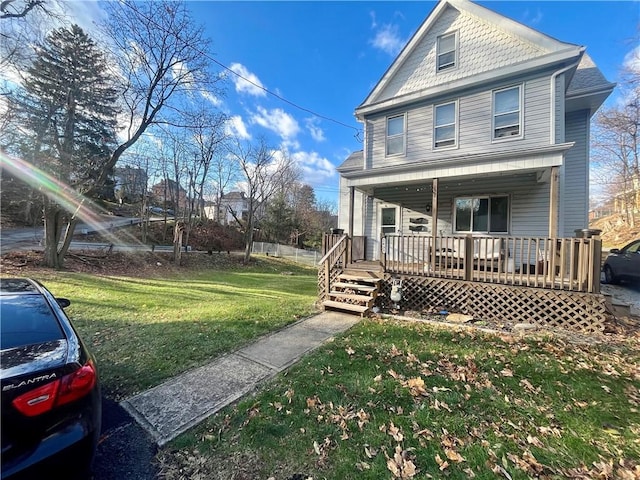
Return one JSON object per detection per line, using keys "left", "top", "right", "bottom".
{"left": 162, "top": 318, "right": 640, "bottom": 479}
{"left": 24, "top": 254, "right": 318, "bottom": 399}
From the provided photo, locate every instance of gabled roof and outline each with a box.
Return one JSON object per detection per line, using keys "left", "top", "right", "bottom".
{"left": 356, "top": 0, "right": 587, "bottom": 117}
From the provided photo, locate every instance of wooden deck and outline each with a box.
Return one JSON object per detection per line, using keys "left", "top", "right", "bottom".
{"left": 318, "top": 234, "right": 611, "bottom": 332}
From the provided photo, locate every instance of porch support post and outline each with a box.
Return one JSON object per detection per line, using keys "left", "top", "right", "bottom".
{"left": 431, "top": 178, "right": 439, "bottom": 268}
{"left": 348, "top": 186, "right": 355, "bottom": 236}
{"left": 548, "top": 166, "right": 559, "bottom": 237}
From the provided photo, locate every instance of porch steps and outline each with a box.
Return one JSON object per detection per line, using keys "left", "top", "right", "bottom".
{"left": 322, "top": 271, "right": 382, "bottom": 317}
{"left": 322, "top": 300, "right": 369, "bottom": 315}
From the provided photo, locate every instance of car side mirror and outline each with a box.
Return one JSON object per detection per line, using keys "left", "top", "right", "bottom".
{"left": 609, "top": 248, "right": 620, "bottom": 254}
{"left": 56, "top": 298, "right": 71, "bottom": 308}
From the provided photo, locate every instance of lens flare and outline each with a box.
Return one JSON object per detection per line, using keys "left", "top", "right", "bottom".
{"left": 1, "top": 151, "right": 145, "bottom": 247}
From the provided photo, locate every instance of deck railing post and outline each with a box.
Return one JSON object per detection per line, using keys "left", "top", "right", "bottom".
{"left": 590, "top": 237, "right": 602, "bottom": 294}
{"left": 464, "top": 235, "right": 473, "bottom": 281}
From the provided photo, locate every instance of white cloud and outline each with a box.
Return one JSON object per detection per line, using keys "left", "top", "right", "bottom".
{"left": 290, "top": 150, "right": 336, "bottom": 183}
{"left": 229, "top": 63, "right": 266, "bottom": 97}
{"left": 370, "top": 23, "right": 405, "bottom": 56}
{"left": 200, "top": 90, "right": 222, "bottom": 107}
{"left": 306, "top": 118, "right": 326, "bottom": 142}
{"left": 251, "top": 107, "right": 300, "bottom": 140}
{"left": 522, "top": 8, "right": 543, "bottom": 26}
{"left": 225, "top": 115, "right": 251, "bottom": 140}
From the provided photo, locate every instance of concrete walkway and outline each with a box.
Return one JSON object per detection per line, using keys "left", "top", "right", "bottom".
{"left": 121, "top": 311, "right": 360, "bottom": 446}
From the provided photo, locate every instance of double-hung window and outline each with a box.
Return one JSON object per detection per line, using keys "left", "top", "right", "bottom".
{"left": 437, "top": 32, "right": 456, "bottom": 71}
{"left": 386, "top": 114, "right": 406, "bottom": 156}
{"left": 493, "top": 85, "right": 521, "bottom": 139}
{"left": 454, "top": 195, "right": 509, "bottom": 233}
{"left": 434, "top": 101, "right": 457, "bottom": 149}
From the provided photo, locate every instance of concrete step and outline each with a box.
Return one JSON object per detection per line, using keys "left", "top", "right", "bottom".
{"left": 322, "top": 300, "right": 369, "bottom": 314}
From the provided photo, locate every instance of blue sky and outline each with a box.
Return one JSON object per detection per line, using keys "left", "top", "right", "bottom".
{"left": 73, "top": 1, "right": 639, "bottom": 205}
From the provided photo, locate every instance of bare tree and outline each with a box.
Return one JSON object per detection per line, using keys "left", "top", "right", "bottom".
{"left": 592, "top": 68, "right": 640, "bottom": 227}
{"left": 183, "top": 105, "right": 229, "bottom": 219}
{"left": 91, "top": 0, "right": 218, "bottom": 195}
{"left": 228, "top": 138, "right": 300, "bottom": 264}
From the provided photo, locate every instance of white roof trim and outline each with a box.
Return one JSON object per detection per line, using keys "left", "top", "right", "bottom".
{"left": 342, "top": 143, "right": 574, "bottom": 183}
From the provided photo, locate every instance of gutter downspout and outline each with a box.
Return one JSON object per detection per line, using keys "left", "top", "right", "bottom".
{"left": 549, "top": 52, "right": 583, "bottom": 144}
{"left": 549, "top": 53, "right": 583, "bottom": 237}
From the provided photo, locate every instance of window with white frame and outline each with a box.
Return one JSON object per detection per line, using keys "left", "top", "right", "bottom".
{"left": 434, "top": 101, "right": 457, "bottom": 148}
{"left": 437, "top": 32, "right": 456, "bottom": 71}
{"left": 454, "top": 195, "right": 509, "bottom": 233}
{"left": 386, "top": 114, "right": 406, "bottom": 156}
{"left": 493, "top": 86, "right": 521, "bottom": 139}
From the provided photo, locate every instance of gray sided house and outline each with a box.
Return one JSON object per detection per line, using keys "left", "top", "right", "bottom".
{"left": 337, "top": 0, "right": 614, "bottom": 261}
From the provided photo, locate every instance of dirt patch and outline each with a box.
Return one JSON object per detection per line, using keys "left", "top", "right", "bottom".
{"left": 0, "top": 249, "right": 249, "bottom": 278}
{"left": 589, "top": 213, "right": 637, "bottom": 249}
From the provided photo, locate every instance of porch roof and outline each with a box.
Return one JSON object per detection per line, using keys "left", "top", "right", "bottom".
{"left": 340, "top": 143, "right": 573, "bottom": 190}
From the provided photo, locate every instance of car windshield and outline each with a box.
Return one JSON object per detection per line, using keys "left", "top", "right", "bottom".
{"left": 0, "top": 294, "right": 64, "bottom": 350}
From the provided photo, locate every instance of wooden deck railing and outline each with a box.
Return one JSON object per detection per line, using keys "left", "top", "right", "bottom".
{"left": 382, "top": 234, "right": 602, "bottom": 293}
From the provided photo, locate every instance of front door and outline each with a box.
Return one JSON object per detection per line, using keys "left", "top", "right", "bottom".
{"left": 375, "top": 204, "right": 399, "bottom": 260}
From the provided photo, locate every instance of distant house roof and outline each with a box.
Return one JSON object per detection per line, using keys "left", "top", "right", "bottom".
{"left": 221, "top": 191, "right": 246, "bottom": 200}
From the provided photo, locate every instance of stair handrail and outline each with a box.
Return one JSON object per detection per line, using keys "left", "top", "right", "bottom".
{"left": 318, "top": 234, "right": 349, "bottom": 301}
{"left": 318, "top": 234, "right": 348, "bottom": 265}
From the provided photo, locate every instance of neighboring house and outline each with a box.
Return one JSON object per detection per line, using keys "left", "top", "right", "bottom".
{"left": 114, "top": 166, "right": 148, "bottom": 203}
{"left": 218, "top": 191, "right": 249, "bottom": 226}
{"left": 150, "top": 179, "right": 188, "bottom": 213}
{"left": 337, "top": 0, "right": 614, "bottom": 261}
{"left": 613, "top": 173, "right": 640, "bottom": 218}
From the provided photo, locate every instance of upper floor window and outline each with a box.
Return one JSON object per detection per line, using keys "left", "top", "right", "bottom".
{"left": 437, "top": 32, "right": 456, "bottom": 71}
{"left": 434, "top": 101, "right": 457, "bottom": 149}
{"left": 386, "top": 114, "right": 406, "bottom": 156}
{"left": 454, "top": 195, "right": 509, "bottom": 233}
{"left": 493, "top": 86, "right": 522, "bottom": 140}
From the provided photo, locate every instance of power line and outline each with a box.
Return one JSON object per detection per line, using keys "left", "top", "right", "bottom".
{"left": 120, "top": 0, "right": 363, "bottom": 142}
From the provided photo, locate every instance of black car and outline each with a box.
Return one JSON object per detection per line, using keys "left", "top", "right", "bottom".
{"left": 602, "top": 239, "right": 640, "bottom": 284}
{"left": 1, "top": 278, "right": 101, "bottom": 479}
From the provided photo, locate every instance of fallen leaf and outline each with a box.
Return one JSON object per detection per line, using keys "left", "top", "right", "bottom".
{"left": 435, "top": 454, "right": 449, "bottom": 471}
{"left": 445, "top": 448, "right": 465, "bottom": 463}
{"left": 389, "top": 422, "right": 404, "bottom": 441}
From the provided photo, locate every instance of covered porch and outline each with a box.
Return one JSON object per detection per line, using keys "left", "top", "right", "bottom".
{"left": 318, "top": 233, "right": 610, "bottom": 332}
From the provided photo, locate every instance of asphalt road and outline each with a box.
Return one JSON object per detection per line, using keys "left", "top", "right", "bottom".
{"left": 92, "top": 398, "right": 158, "bottom": 480}
{"left": 0, "top": 217, "right": 172, "bottom": 255}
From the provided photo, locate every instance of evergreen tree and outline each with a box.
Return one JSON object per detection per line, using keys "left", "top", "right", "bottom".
{"left": 11, "top": 24, "right": 118, "bottom": 268}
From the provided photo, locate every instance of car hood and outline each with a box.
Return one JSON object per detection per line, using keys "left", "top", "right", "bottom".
{"left": 0, "top": 340, "right": 68, "bottom": 381}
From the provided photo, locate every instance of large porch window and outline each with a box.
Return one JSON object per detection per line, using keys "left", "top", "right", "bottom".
{"left": 454, "top": 195, "right": 509, "bottom": 233}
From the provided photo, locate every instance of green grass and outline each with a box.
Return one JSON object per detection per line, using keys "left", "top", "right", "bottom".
{"left": 165, "top": 319, "right": 640, "bottom": 479}
{"left": 29, "top": 256, "right": 318, "bottom": 399}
